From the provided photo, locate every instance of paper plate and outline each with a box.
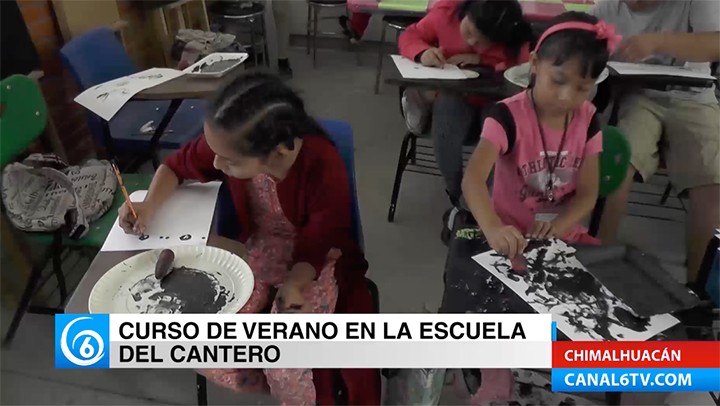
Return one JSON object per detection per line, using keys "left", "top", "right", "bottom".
{"left": 504, "top": 62, "right": 610, "bottom": 88}
{"left": 461, "top": 69, "right": 480, "bottom": 79}
{"left": 183, "top": 52, "right": 248, "bottom": 78}
{"left": 88, "top": 246, "right": 254, "bottom": 314}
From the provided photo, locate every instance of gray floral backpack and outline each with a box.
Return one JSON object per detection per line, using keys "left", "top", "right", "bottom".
{"left": 1, "top": 153, "right": 117, "bottom": 239}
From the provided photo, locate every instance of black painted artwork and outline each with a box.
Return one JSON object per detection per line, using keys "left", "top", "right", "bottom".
{"left": 139, "top": 234, "right": 149, "bottom": 241}
{"left": 179, "top": 234, "right": 191, "bottom": 241}
{"left": 128, "top": 267, "right": 232, "bottom": 313}
{"left": 487, "top": 239, "right": 651, "bottom": 341}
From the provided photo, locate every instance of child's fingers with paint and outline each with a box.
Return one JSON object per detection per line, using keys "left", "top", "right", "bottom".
{"left": 486, "top": 224, "right": 527, "bottom": 259}
{"left": 527, "top": 221, "right": 555, "bottom": 240}
{"left": 118, "top": 201, "right": 155, "bottom": 235}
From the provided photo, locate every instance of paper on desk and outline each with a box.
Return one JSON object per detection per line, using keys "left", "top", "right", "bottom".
{"left": 607, "top": 61, "right": 716, "bottom": 81}
{"left": 390, "top": 55, "right": 467, "bottom": 80}
{"left": 472, "top": 239, "right": 679, "bottom": 341}
{"left": 100, "top": 182, "right": 221, "bottom": 252}
{"left": 74, "top": 68, "right": 185, "bottom": 121}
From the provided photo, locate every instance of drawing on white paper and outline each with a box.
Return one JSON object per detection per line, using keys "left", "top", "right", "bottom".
{"left": 472, "top": 239, "right": 679, "bottom": 341}
{"left": 74, "top": 68, "right": 185, "bottom": 121}
{"left": 390, "top": 55, "right": 468, "bottom": 80}
{"left": 101, "top": 182, "right": 221, "bottom": 252}
{"left": 607, "top": 61, "right": 715, "bottom": 80}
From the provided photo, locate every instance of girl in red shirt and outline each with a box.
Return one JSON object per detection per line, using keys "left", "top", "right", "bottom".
{"left": 118, "top": 72, "right": 379, "bottom": 405}
{"left": 398, "top": 0, "right": 533, "bottom": 243}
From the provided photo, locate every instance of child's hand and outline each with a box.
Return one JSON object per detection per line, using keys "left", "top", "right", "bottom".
{"left": 486, "top": 224, "right": 527, "bottom": 259}
{"left": 420, "top": 47, "right": 446, "bottom": 67}
{"left": 276, "top": 281, "right": 306, "bottom": 313}
{"left": 527, "top": 221, "right": 556, "bottom": 240}
{"left": 446, "top": 54, "right": 480, "bottom": 67}
{"left": 118, "top": 201, "right": 156, "bottom": 235}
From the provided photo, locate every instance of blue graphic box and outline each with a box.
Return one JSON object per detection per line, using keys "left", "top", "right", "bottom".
{"left": 55, "top": 314, "right": 110, "bottom": 368}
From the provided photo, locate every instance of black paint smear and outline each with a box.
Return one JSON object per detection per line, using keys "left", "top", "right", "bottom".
{"left": 179, "top": 234, "right": 191, "bottom": 241}
{"left": 489, "top": 240, "right": 651, "bottom": 341}
{"left": 129, "top": 267, "right": 231, "bottom": 313}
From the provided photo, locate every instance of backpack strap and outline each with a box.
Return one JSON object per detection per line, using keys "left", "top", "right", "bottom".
{"left": 485, "top": 102, "right": 517, "bottom": 155}
{"left": 587, "top": 111, "right": 601, "bottom": 142}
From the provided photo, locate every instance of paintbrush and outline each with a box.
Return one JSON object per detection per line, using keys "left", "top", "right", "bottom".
{"left": 111, "top": 162, "right": 138, "bottom": 220}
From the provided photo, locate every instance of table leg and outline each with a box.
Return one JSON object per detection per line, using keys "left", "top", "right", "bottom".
{"left": 144, "top": 98, "right": 183, "bottom": 171}
{"left": 374, "top": 22, "right": 387, "bottom": 95}
{"left": 588, "top": 197, "right": 606, "bottom": 237}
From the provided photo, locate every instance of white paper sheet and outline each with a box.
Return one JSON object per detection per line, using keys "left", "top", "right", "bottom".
{"left": 74, "top": 68, "right": 185, "bottom": 121}
{"left": 101, "top": 182, "right": 221, "bottom": 252}
{"left": 472, "top": 239, "right": 679, "bottom": 341}
{"left": 390, "top": 55, "right": 467, "bottom": 80}
{"left": 607, "top": 61, "right": 716, "bottom": 81}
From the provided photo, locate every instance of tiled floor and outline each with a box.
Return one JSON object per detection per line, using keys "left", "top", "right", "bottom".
{"left": 1, "top": 46, "right": 693, "bottom": 405}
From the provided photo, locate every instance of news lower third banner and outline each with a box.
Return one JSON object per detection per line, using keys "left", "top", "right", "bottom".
{"left": 54, "top": 313, "right": 720, "bottom": 392}
{"left": 552, "top": 341, "right": 720, "bottom": 392}
{"left": 55, "top": 314, "right": 552, "bottom": 369}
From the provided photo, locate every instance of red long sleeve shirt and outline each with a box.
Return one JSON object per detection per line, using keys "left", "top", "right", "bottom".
{"left": 164, "top": 134, "right": 369, "bottom": 291}
{"left": 399, "top": 0, "right": 530, "bottom": 71}
{"left": 399, "top": 0, "right": 530, "bottom": 106}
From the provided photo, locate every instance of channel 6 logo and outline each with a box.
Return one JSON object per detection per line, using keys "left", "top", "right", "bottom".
{"left": 55, "top": 314, "right": 109, "bottom": 368}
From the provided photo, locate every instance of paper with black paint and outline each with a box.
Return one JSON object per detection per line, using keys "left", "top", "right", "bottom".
{"left": 472, "top": 239, "right": 679, "bottom": 341}
{"left": 101, "top": 182, "right": 221, "bottom": 252}
{"left": 74, "top": 68, "right": 184, "bottom": 121}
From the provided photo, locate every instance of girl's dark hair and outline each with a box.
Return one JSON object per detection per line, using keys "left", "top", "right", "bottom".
{"left": 205, "top": 72, "right": 327, "bottom": 157}
{"left": 457, "top": 0, "right": 534, "bottom": 58}
{"left": 535, "top": 12, "right": 609, "bottom": 79}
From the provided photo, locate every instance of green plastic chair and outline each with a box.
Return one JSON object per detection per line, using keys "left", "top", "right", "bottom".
{"left": 598, "top": 125, "right": 631, "bottom": 198}
{"left": 0, "top": 75, "right": 152, "bottom": 345}
{"left": 588, "top": 125, "right": 631, "bottom": 237}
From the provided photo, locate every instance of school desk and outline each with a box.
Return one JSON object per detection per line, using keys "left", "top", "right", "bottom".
{"left": 347, "top": 0, "right": 594, "bottom": 22}
{"left": 64, "top": 234, "right": 243, "bottom": 314}
{"left": 120, "top": 68, "right": 245, "bottom": 172}
{"left": 440, "top": 214, "right": 715, "bottom": 405}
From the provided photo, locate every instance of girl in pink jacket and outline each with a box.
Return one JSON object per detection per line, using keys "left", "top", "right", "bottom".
{"left": 397, "top": 0, "right": 534, "bottom": 244}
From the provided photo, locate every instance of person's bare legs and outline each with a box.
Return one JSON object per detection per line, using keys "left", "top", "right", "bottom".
{"left": 687, "top": 184, "right": 720, "bottom": 282}
{"left": 598, "top": 166, "right": 637, "bottom": 244}
{"left": 599, "top": 95, "right": 664, "bottom": 244}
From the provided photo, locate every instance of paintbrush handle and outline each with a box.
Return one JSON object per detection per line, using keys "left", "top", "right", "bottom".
{"left": 111, "top": 164, "right": 138, "bottom": 220}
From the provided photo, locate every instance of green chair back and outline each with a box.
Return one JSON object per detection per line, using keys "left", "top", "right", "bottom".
{"left": 0, "top": 75, "right": 48, "bottom": 167}
{"left": 599, "top": 125, "right": 631, "bottom": 198}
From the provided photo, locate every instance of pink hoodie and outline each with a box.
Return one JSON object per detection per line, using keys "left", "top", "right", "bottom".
{"left": 398, "top": 0, "right": 530, "bottom": 72}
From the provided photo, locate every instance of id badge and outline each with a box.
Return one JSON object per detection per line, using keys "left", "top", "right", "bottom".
{"left": 534, "top": 212, "right": 559, "bottom": 222}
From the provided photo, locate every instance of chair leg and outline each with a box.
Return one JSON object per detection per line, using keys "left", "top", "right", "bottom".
{"left": 374, "top": 23, "right": 387, "bottom": 95}
{"left": 51, "top": 232, "right": 67, "bottom": 306}
{"left": 660, "top": 182, "right": 673, "bottom": 205}
{"left": 3, "top": 260, "right": 45, "bottom": 347}
{"left": 196, "top": 373, "right": 208, "bottom": 406}
{"left": 588, "top": 197, "right": 606, "bottom": 238}
{"left": 312, "top": 5, "right": 319, "bottom": 68}
{"left": 250, "top": 23, "right": 258, "bottom": 67}
{"left": 388, "top": 132, "right": 413, "bottom": 223}
{"left": 306, "top": 3, "right": 311, "bottom": 55}
{"left": 260, "top": 17, "right": 269, "bottom": 67}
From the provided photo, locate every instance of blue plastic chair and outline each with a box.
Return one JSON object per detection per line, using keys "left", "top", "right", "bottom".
{"left": 320, "top": 119, "right": 364, "bottom": 248}
{"left": 59, "top": 27, "right": 205, "bottom": 155}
